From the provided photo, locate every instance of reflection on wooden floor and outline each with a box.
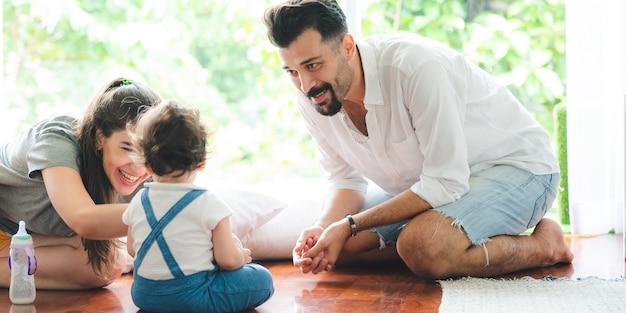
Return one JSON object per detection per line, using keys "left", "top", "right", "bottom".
{"left": 0, "top": 234, "right": 623, "bottom": 313}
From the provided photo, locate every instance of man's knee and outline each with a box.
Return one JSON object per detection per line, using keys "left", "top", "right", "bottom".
{"left": 396, "top": 220, "right": 456, "bottom": 279}
{"left": 397, "top": 241, "right": 453, "bottom": 279}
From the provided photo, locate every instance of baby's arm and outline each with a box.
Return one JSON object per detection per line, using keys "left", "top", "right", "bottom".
{"left": 126, "top": 227, "right": 136, "bottom": 257}
{"left": 212, "top": 218, "right": 251, "bottom": 271}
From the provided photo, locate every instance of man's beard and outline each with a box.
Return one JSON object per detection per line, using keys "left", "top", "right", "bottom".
{"left": 306, "top": 83, "right": 342, "bottom": 116}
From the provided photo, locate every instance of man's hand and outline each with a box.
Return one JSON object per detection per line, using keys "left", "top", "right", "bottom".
{"left": 300, "top": 218, "right": 352, "bottom": 274}
{"left": 292, "top": 226, "right": 330, "bottom": 274}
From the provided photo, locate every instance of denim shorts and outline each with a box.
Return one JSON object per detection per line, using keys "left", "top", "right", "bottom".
{"left": 361, "top": 165, "right": 560, "bottom": 247}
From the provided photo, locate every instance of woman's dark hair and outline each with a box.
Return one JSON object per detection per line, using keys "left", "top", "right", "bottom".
{"left": 74, "top": 77, "right": 162, "bottom": 280}
{"left": 263, "top": 0, "right": 348, "bottom": 48}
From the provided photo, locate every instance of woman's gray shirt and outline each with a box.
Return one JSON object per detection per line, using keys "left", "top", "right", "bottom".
{"left": 0, "top": 115, "right": 80, "bottom": 236}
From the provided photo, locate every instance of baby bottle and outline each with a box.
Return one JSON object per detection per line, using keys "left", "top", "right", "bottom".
{"left": 8, "top": 220, "right": 37, "bottom": 304}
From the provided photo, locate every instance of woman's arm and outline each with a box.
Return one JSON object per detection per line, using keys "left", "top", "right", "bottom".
{"left": 212, "top": 218, "right": 250, "bottom": 271}
{"left": 42, "top": 166, "right": 128, "bottom": 239}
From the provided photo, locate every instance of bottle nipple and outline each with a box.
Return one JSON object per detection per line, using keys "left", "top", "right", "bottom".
{"left": 13, "top": 221, "right": 31, "bottom": 240}
{"left": 17, "top": 221, "right": 27, "bottom": 235}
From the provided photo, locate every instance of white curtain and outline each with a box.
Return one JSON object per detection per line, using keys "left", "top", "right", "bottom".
{"left": 566, "top": 1, "right": 626, "bottom": 236}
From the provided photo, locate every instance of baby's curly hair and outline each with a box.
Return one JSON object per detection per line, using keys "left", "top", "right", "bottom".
{"left": 133, "top": 99, "right": 215, "bottom": 177}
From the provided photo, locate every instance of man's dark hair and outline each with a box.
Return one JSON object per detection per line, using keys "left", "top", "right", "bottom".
{"left": 263, "top": 0, "right": 348, "bottom": 48}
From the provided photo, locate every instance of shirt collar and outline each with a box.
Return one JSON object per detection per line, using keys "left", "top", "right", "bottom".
{"left": 356, "top": 40, "right": 384, "bottom": 107}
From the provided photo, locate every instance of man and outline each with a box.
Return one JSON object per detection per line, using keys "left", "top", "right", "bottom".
{"left": 263, "top": 0, "right": 573, "bottom": 279}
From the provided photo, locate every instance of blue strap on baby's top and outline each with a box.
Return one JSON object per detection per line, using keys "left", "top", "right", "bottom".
{"left": 134, "top": 188, "right": 206, "bottom": 278}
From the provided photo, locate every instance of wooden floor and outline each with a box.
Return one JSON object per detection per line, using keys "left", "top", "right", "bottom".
{"left": 1, "top": 234, "right": 624, "bottom": 312}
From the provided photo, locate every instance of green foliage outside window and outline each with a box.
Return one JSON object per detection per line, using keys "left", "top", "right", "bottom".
{"left": 362, "top": 0, "right": 565, "bottom": 129}
{"left": 554, "top": 103, "right": 569, "bottom": 225}
{"left": 2, "top": 0, "right": 565, "bottom": 185}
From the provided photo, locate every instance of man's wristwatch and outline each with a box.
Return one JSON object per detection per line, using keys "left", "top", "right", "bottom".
{"left": 345, "top": 214, "right": 358, "bottom": 237}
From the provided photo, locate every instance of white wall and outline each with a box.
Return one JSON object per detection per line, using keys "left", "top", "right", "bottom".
{"left": 344, "top": 0, "right": 361, "bottom": 39}
{"left": 566, "top": 1, "right": 625, "bottom": 235}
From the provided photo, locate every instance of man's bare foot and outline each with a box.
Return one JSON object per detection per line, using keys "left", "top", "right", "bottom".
{"left": 531, "top": 218, "right": 574, "bottom": 266}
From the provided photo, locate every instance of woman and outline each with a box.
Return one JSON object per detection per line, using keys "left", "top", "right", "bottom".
{"left": 0, "top": 78, "right": 162, "bottom": 290}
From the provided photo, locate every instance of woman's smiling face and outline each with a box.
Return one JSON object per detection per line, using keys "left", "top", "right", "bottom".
{"left": 97, "top": 130, "right": 149, "bottom": 196}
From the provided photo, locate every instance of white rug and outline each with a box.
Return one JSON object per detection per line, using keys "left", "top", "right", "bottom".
{"left": 438, "top": 276, "right": 626, "bottom": 313}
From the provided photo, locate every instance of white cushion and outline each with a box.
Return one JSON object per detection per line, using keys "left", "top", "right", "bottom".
{"left": 218, "top": 188, "right": 287, "bottom": 239}
{"left": 243, "top": 178, "right": 327, "bottom": 260}
{"left": 195, "top": 177, "right": 287, "bottom": 239}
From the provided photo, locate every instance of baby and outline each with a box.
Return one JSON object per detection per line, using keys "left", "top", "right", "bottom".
{"left": 122, "top": 99, "right": 274, "bottom": 313}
